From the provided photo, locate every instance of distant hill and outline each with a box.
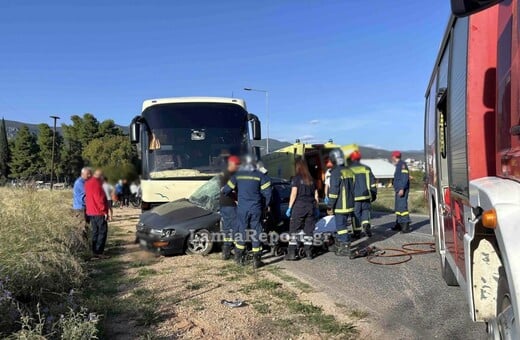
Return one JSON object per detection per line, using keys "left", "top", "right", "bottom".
{"left": 3, "top": 119, "right": 128, "bottom": 139}
{"left": 3, "top": 120, "right": 56, "bottom": 139}
{"left": 359, "top": 146, "right": 424, "bottom": 161}
{"left": 252, "top": 139, "right": 291, "bottom": 154}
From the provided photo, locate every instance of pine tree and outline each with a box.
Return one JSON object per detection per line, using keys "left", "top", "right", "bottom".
{"left": 9, "top": 125, "right": 41, "bottom": 179}
{"left": 99, "top": 119, "right": 124, "bottom": 137}
{"left": 61, "top": 121, "right": 84, "bottom": 181}
{"left": 0, "top": 117, "right": 10, "bottom": 181}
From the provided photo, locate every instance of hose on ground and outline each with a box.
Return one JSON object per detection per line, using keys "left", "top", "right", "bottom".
{"left": 365, "top": 242, "right": 435, "bottom": 265}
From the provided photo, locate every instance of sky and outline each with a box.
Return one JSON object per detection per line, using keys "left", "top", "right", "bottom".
{"left": 0, "top": 0, "right": 451, "bottom": 150}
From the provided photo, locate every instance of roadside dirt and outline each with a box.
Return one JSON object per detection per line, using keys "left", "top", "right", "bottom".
{"left": 91, "top": 207, "right": 372, "bottom": 339}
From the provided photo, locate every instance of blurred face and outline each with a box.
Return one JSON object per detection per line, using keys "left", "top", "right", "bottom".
{"left": 81, "top": 169, "right": 92, "bottom": 180}
{"left": 93, "top": 169, "right": 103, "bottom": 179}
{"left": 391, "top": 156, "right": 399, "bottom": 164}
{"left": 228, "top": 161, "right": 239, "bottom": 173}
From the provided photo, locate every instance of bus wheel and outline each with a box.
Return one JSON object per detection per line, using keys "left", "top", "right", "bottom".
{"left": 186, "top": 229, "right": 213, "bottom": 256}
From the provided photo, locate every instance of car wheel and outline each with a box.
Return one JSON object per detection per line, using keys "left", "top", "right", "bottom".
{"left": 185, "top": 229, "right": 213, "bottom": 256}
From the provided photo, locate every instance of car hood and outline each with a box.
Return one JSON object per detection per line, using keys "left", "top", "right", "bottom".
{"left": 138, "top": 199, "right": 213, "bottom": 229}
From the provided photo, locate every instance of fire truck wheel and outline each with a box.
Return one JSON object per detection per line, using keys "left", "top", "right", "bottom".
{"left": 494, "top": 266, "right": 514, "bottom": 339}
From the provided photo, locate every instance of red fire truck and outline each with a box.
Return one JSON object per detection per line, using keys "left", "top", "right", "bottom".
{"left": 425, "top": 0, "right": 518, "bottom": 337}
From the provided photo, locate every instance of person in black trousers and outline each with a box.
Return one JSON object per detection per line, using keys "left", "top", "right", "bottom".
{"left": 285, "top": 158, "right": 319, "bottom": 260}
{"left": 122, "top": 178, "right": 131, "bottom": 207}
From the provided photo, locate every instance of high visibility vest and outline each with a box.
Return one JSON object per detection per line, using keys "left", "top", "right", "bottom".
{"left": 328, "top": 166, "right": 355, "bottom": 214}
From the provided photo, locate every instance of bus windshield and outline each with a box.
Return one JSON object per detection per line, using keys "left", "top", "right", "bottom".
{"left": 142, "top": 102, "right": 249, "bottom": 179}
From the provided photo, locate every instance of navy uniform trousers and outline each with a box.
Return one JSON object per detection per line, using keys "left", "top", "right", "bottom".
{"left": 395, "top": 189, "right": 411, "bottom": 224}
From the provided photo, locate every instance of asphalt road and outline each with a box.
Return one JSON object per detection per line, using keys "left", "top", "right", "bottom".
{"left": 278, "top": 213, "right": 487, "bottom": 340}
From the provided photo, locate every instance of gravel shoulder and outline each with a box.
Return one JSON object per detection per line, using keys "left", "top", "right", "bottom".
{"left": 86, "top": 208, "right": 369, "bottom": 339}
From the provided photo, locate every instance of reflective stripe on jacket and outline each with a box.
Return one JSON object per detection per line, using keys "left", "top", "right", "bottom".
{"left": 393, "top": 160, "right": 410, "bottom": 192}
{"left": 349, "top": 161, "right": 377, "bottom": 201}
{"left": 222, "top": 169, "right": 272, "bottom": 210}
{"left": 328, "top": 165, "right": 355, "bottom": 214}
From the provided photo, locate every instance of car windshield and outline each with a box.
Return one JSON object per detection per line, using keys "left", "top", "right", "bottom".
{"left": 188, "top": 176, "right": 221, "bottom": 211}
{"left": 142, "top": 102, "right": 249, "bottom": 179}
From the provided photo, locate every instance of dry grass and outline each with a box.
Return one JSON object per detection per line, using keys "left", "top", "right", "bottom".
{"left": 372, "top": 187, "right": 427, "bottom": 214}
{"left": 0, "top": 188, "right": 97, "bottom": 338}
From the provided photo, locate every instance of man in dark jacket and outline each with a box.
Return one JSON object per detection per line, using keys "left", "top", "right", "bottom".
{"left": 219, "top": 155, "right": 241, "bottom": 260}
{"left": 85, "top": 169, "right": 109, "bottom": 257}
{"left": 348, "top": 150, "right": 377, "bottom": 238}
{"left": 222, "top": 155, "right": 272, "bottom": 268}
{"left": 391, "top": 151, "right": 411, "bottom": 233}
{"left": 327, "top": 149, "right": 356, "bottom": 257}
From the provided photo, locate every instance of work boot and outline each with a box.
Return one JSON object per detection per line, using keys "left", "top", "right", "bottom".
{"left": 222, "top": 244, "right": 232, "bottom": 261}
{"left": 335, "top": 241, "right": 351, "bottom": 257}
{"left": 352, "top": 230, "right": 361, "bottom": 240}
{"left": 391, "top": 223, "right": 401, "bottom": 231}
{"left": 285, "top": 244, "right": 298, "bottom": 261}
{"left": 363, "top": 224, "right": 372, "bottom": 237}
{"left": 401, "top": 222, "right": 411, "bottom": 234}
{"left": 304, "top": 245, "right": 313, "bottom": 260}
{"left": 234, "top": 248, "right": 245, "bottom": 266}
{"left": 252, "top": 252, "right": 264, "bottom": 269}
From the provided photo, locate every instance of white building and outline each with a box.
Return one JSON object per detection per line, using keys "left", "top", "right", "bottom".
{"left": 360, "top": 159, "right": 396, "bottom": 187}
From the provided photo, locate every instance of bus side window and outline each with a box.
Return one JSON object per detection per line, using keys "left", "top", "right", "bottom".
{"left": 437, "top": 88, "right": 448, "bottom": 159}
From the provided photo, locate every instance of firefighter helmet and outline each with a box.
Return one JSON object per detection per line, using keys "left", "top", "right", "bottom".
{"left": 350, "top": 150, "right": 362, "bottom": 161}
{"left": 329, "top": 149, "right": 345, "bottom": 166}
{"left": 242, "top": 154, "right": 257, "bottom": 167}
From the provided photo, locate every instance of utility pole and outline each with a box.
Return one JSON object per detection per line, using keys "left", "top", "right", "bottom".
{"left": 49, "top": 115, "right": 60, "bottom": 190}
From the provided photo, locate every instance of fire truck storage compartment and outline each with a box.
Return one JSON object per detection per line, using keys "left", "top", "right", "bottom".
{"left": 447, "top": 17, "right": 469, "bottom": 197}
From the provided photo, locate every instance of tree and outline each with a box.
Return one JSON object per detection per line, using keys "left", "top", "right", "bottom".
{"left": 9, "top": 125, "right": 41, "bottom": 179}
{"left": 78, "top": 113, "right": 100, "bottom": 146}
{"left": 37, "top": 123, "right": 63, "bottom": 181}
{"left": 60, "top": 122, "right": 83, "bottom": 182}
{"left": 0, "top": 118, "right": 10, "bottom": 182}
{"left": 44, "top": 113, "right": 127, "bottom": 183}
{"left": 99, "top": 119, "right": 124, "bottom": 137}
{"left": 83, "top": 135, "right": 137, "bottom": 181}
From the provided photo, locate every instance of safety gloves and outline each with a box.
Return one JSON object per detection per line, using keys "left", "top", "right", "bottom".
{"left": 285, "top": 207, "right": 292, "bottom": 217}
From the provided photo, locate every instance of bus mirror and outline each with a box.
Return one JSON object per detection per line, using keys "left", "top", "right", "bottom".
{"left": 254, "top": 146, "right": 261, "bottom": 160}
{"left": 252, "top": 120, "right": 261, "bottom": 140}
{"left": 130, "top": 121, "right": 140, "bottom": 144}
{"left": 450, "top": 0, "right": 502, "bottom": 17}
{"left": 248, "top": 113, "right": 261, "bottom": 140}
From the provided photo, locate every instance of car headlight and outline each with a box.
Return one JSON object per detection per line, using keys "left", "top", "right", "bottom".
{"left": 150, "top": 228, "right": 163, "bottom": 236}
{"left": 161, "top": 229, "right": 176, "bottom": 238}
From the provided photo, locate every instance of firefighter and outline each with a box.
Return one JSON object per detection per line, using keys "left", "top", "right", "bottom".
{"left": 348, "top": 150, "right": 377, "bottom": 238}
{"left": 391, "top": 151, "right": 411, "bottom": 233}
{"left": 222, "top": 154, "right": 272, "bottom": 268}
{"left": 327, "top": 149, "right": 356, "bottom": 257}
{"left": 219, "top": 155, "right": 241, "bottom": 260}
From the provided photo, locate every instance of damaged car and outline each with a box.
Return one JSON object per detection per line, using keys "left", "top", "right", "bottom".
{"left": 135, "top": 176, "right": 291, "bottom": 256}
